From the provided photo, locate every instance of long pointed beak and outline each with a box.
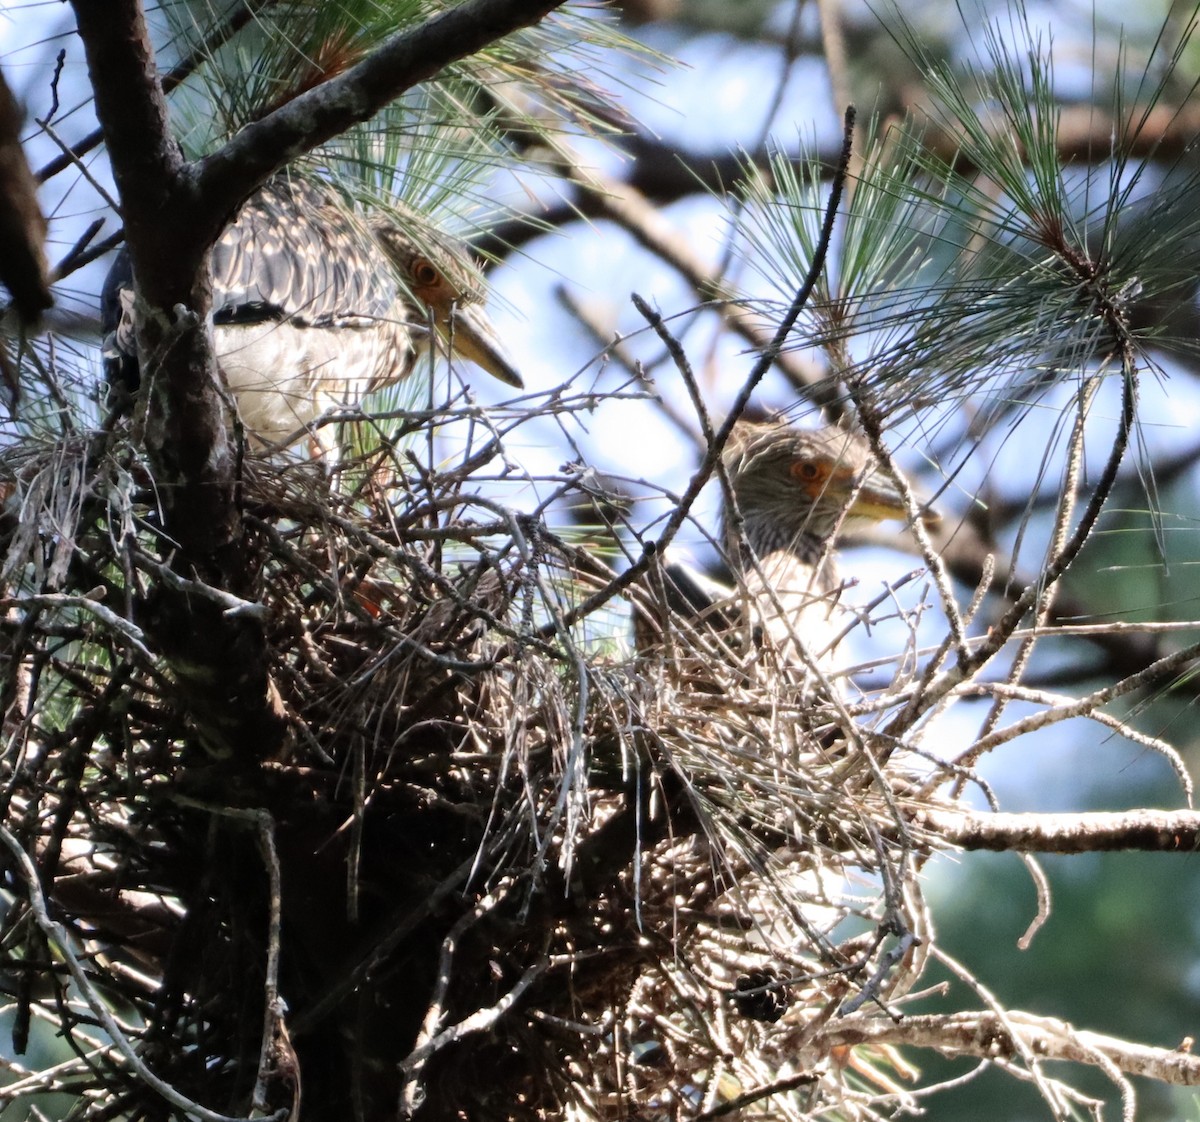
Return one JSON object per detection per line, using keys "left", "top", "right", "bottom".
{"left": 846, "top": 472, "right": 941, "bottom": 530}
{"left": 439, "top": 303, "right": 524, "bottom": 390}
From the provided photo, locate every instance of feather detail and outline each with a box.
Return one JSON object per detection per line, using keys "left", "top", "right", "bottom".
{"left": 100, "top": 175, "right": 521, "bottom": 450}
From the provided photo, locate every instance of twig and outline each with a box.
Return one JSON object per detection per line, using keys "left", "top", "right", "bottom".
{"left": 36, "top": 0, "right": 264, "bottom": 184}
{"left": 50, "top": 218, "right": 105, "bottom": 282}
{"left": 137, "top": 554, "right": 271, "bottom": 621}
{"left": 976, "top": 375, "right": 1098, "bottom": 746}
{"left": 691, "top": 1072, "right": 819, "bottom": 1120}
{"left": 161, "top": 799, "right": 294, "bottom": 1113}
{"left": 0, "top": 1047, "right": 105, "bottom": 1103}
{"left": 887, "top": 364, "right": 1138, "bottom": 735}
{"left": 816, "top": 1, "right": 851, "bottom": 153}
{"left": 1015, "top": 851, "right": 1052, "bottom": 950}
{"left": 850, "top": 406, "right": 973, "bottom": 734}
{"left": 46, "top": 51, "right": 66, "bottom": 123}
{"left": 931, "top": 946, "right": 1067, "bottom": 1111}
{"left": 400, "top": 880, "right": 516, "bottom": 1111}
{"left": 541, "top": 107, "right": 857, "bottom": 636}
{"left": 48, "top": 230, "right": 125, "bottom": 288}
{"left": 743, "top": 106, "right": 855, "bottom": 394}
{"left": 34, "top": 115, "right": 122, "bottom": 215}
{"left": 554, "top": 285, "right": 704, "bottom": 450}
{"left": 1, "top": 593, "right": 151, "bottom": 658}
{"left": 0, "top": 821, "right": 283, "bottom": 1122}
{"left": 827, "top": 1009, "right": 1200, "bottom": 1088}
{"left": 291, "top": 851, "right": 484, "bottom": 1035}
{"left": 253, "top": 811, "right": 287, "bottom": 1114}
{"left": 401, "top": 955, "right": 555, "bottom": 1066}
{"left": 953, "top": 639, "right": 1198, "bottom": 800}
{"left": 945, "top": 677, "right": 1191, "bottom": 800}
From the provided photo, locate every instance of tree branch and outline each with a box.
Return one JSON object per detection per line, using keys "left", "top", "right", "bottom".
{"left": 69, "top": 0, "right": 183, "bottom": 251}
{"left": 912, "top": 808, "right": 1200, "bottom": 854}
{"left": 37, "top": 0, "right": 261, "bottom": 185}
{"left": 194, "top": 0, "right": 571, "bottom": 221}
{"left": 620, "top": 98, "right": 1200, "bottom": 203}
{"left": 828, "top": 1010, "right": 1200, "bottom": 1086}
{"left": 70, "top": 0, "right": 233, "bottom": 559}
{"left": 67, "top": 0, "right": 575, "bottom": 758}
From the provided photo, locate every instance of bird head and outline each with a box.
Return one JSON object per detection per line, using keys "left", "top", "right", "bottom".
{"left": 722, "top": 420, "right": 940, "bottom": 558}
{"left": 371, "top": 219, "right": 523, "bottom": 390}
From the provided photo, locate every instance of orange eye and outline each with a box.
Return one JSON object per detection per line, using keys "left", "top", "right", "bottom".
{"left": 411, "top": 258, "right": 440, "bottom": 287}
{"left": 791, "top": 460, "right": 823, "bottom": 483}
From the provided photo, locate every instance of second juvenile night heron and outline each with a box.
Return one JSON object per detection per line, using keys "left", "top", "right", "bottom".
{"left": 654, "top": 419, "right": 938, "bottom": 675}
{"left": 102, "top": 177, "right": 522, "bottom": 451}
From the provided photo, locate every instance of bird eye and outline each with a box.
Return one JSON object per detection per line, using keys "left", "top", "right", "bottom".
{"left": 411, "top": 258, "right": 441, "bottom": 287}
{"left": 791, "top": 460, "right": 823, "bottom": 482}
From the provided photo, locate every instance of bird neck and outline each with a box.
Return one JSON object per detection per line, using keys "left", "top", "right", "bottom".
{"left": 726, "top": 512, "right": 840, "bottom": 595}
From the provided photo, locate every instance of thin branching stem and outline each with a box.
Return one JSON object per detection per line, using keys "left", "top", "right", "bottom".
{"left": 544, "top": 108, "right": 857, "bottom": 635}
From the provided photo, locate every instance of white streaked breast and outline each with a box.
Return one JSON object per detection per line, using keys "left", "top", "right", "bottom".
{"left": 215, "top": 320, "right": 412, "bottom": 447}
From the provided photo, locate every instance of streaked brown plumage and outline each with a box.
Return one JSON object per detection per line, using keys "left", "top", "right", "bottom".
{"left": 102, "top": 177, "right": 521, "bottom": 450}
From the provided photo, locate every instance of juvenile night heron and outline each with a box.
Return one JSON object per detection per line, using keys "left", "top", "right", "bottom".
{"left": 651, "top": 419, "right": 938, "bottom": 675}
{"left": 102, "top": 177, "right": 522, "bottom": 451}
{"left": 722, "top": 420, "right": 938, "bottom": 666}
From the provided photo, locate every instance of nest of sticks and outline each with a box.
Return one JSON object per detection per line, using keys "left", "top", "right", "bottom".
{"left": 0, "top": 399, "right": 948, "bottom": 1122}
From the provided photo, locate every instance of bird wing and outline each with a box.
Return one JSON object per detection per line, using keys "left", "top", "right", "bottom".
{"left": 210, "top": 178, "right": 398, "bottom": 328}
{"left": 101, "top": 177, "right": 402, "bottom": 389}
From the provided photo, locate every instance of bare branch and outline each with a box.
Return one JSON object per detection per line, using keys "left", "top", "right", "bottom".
{"left": 36, "top": 0, "right": 262, "bottom": 185}
{"left": 542, "top": 109, "right": 857, "bottom": 635}
{"left": 828, "top": 1010, "right": 1200, "bottom": 1087}
{"left": 911, "top": 808, "right": 1200, "bottom": 853}
{"left": 194, "top": 0, "right": 572, "bottom": 221}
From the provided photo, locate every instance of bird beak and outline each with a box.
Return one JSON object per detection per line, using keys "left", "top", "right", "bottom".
{"left": 439, "top": 303, "right": 524, "bottom": 390}
{"left": 845, "top": 472, "right": 942, "bottom": 530}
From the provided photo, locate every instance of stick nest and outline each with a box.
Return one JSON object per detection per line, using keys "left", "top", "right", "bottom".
{"left": 0, "top": 410, "right": 950, "bottom": 1122}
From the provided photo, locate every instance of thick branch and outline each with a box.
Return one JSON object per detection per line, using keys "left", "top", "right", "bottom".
{"left": 69, "top": 0, "right": 185, "bottom": 269}
{"left": 68, "top": 0, "right": 574, "bottom": 758}
{"left": 72, "top": 0, "right": 575, "bottom": 558}
{"left": 912, "top": 808, "right": 1200, "bottom": 854}
{"left": 194, "top": 0, "right": 571, "bottom": 220}
{"left": 620, "top": 99, "right": 1200, "bottom": 203}
{"left": 69, "top": 0, "right": 232, "bottom": 559}
{"left": 36, "top": 0, "right": 260, "bottom": 185}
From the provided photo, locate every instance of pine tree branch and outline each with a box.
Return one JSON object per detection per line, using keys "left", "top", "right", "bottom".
{"left": 36, "top": 0, "right": 262, "bottom": 185}
{"left": 69, "top": 0, "right": 235, "bottom": 561}
{"left": 540, "top": 108, "right": 858, "bottom": 635}
{"left": 66, "top": 0, "right": 575, "bottom": 759}
{"left": 194, "top": 0, "right": 572, "bottom": 222}
{"left": 69, "top": 0, "right": 184, "bottom": 252}
{"left": 912, "top": 808, "right": 1200, "bottom": 853}
{"left": 620, "top": 99, "right": 1200, "bottom": 202}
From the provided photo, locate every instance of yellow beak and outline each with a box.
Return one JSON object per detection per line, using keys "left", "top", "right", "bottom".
{"left": 438, "top": 303, "right": 524, "bottom": 390}
{"left": 845, "top": 473, "right": 941, "bottom": 530}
